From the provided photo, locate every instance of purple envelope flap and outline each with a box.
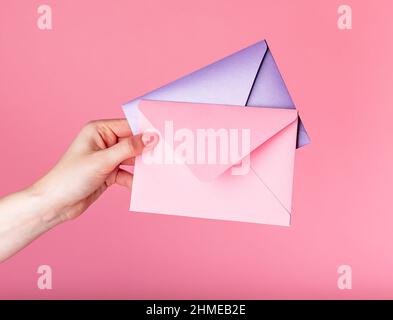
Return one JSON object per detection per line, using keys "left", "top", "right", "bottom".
{"left": 123, "top": 41, "right": 268, "bottom": 133}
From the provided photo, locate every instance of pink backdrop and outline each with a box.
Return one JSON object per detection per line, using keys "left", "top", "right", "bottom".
{"left": 1, "top": 0, "right": 393, "bottom": 299}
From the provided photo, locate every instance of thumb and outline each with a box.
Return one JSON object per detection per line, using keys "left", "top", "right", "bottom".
{"left": 98, "top": 132, "right": 158, "bottom": 170}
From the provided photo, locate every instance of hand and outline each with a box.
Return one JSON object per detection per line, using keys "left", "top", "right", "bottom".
{"left": 0, "top": 119, "right": 158, "bottom": 262}
{"left": 33, "top": 119, "right": 158, "bottom": 222}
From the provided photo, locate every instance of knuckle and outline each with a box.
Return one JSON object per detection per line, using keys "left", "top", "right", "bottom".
{"left": 82, "top": 120, "right": 99, "bottom": 133}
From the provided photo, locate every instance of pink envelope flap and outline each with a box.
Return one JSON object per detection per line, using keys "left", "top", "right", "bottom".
{"left": 137, "top": 99, "right": 298, "bottom": 181}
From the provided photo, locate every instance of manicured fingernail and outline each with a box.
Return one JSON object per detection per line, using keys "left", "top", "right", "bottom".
{"left": 142, "top": 132, "right": 159, "bottom": 148}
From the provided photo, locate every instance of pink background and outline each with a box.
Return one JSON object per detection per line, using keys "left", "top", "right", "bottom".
{"left": 0, "top": 0, "right": 392, "bottom": 299}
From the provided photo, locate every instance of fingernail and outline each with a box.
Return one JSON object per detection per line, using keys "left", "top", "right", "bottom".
{"left": 142, "top": 132, "right": 159, "bottom": 148}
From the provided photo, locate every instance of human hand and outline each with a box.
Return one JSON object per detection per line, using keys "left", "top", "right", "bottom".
{"left": 32, "top": 119, "right": 158, "bottom": 222}
{"left": 0, "top": 119, "right": 159, "bottom": 262}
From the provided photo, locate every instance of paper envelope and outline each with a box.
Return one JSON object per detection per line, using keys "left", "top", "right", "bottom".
{"left": 123, "top": 40, "right": 309, "bottom": 148}
{"left": 129, "top": 99, "right": 298, "bottom": 226}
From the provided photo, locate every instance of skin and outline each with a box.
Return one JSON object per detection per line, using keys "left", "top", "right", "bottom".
{"left": 0, "top": 119, "right": 158, "bottom": 263}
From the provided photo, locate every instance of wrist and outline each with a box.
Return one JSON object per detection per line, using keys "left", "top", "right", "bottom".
{"left": 26, "top": 181, "right": 66, "bottom": 227}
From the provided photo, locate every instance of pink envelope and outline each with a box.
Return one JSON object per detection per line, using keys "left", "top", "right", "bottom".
{"left": 130, "top": 100, "right": 298, "bottom": 226}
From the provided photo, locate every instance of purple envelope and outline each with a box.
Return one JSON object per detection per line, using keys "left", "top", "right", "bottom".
{"left": 123, "top": 40, "right": 309, "bottom": 147}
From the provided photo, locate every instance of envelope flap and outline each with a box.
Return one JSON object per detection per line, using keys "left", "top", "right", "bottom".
{"left": 138, "top": 100, "right": 298, "bottom": 181}
{"left": 123, "top": 41, "right": 268, "bottom": 134}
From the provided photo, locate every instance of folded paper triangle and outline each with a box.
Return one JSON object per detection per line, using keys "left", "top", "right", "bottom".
{"left": 138, "top": 100, "right": 298, "bottom": 181}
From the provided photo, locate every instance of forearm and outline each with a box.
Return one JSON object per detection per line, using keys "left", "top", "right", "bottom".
{"left": 0, "top": 186, "right": 63, "bottom": 263}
